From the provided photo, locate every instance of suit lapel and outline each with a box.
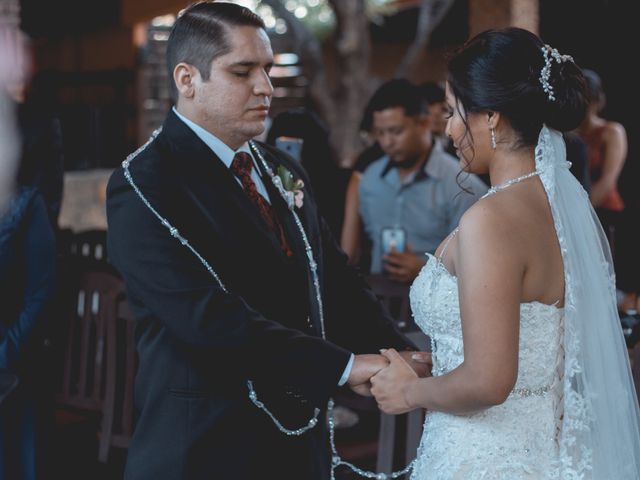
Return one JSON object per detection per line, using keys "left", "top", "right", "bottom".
{"left": 159, "top": 112, "right": 323, "bottom": 335}
{"left": 254, "top": 154, "right": 306, "bottom": 263}
{"left": 253, "top": 144, "right": 324, "bottom": 336}
{"left": 161, "top": 112, "right": 285, "bottom": 257}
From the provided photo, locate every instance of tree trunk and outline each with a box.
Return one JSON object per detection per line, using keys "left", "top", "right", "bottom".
{"left": 329, "top": 0, "right": 371, "bottom": 164}
{"left": 260, "top": 0, "right": 335, "bottom": 125}
{"left": 395, "top": 0, "right": 456, "bottom": 80}
{"left": 262, "top": 0, "right": 453, "bottom": 164}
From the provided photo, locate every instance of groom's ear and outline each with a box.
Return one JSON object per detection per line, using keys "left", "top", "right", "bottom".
{"left": 173, "top": 63, "right": 197, "bottom": 99}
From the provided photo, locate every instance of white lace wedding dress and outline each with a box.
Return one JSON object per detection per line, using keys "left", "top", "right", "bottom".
{"left": 404, "top": 126, "right": 640, "bottom": 480}
{"left": 409, "top": 248, "right": 564, "bottom": 480}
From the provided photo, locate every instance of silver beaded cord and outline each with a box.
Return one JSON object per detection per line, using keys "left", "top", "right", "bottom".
{"left": 249, "top": 142, "right": 327, "bottom": 340}
{"left": 328, "top": 399, "right": 415, "bottom": 480}
{"left": 247, "top": 381, "right": 321, "bottom": 435}
{"left": 482, "top": 170, "right": 542, "bottom": 199}
{"left": 122, "top": 129, "right": 228, "bottom": 294}
{"left": 123, "top": 133, "right": 415, "bottom": 478}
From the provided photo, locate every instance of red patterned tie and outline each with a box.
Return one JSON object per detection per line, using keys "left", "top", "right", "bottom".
{"left": 230, "top": 152, "right": 292, "bottom": 257}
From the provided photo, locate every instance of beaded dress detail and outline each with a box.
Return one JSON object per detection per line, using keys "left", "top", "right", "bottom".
{"left": 409, "top": 173, "right": 564, "bottom": 479}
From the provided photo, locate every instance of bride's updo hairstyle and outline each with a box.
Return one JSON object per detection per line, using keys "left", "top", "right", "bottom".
{"left": 448, "top": 27, "right": 587, "bottom": 148}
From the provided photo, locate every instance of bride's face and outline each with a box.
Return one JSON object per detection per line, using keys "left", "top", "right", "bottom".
{"left": 444, "top": 83, "right": 491, "bottom": 174}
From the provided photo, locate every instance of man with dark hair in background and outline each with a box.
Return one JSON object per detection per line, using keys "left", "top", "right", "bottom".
{"left": 358, "top": 79, "right": 487, "bottom": 283}
{"left": 419, "top": 81, "right": 453, "bottom": 153}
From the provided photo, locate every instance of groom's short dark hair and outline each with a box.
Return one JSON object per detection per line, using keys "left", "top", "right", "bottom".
{"left": 166, "top": 2, "right": 266, "bottom": 99}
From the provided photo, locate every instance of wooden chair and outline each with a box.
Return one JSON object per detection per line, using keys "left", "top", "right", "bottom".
{"left": 332, "top": 276, "right": 430, "bottom": 474}
{"left": 54, "top": 270, "right": 126, "bottom": 463}
{"left": 99, "top": 299, "right": 137, "bottom": 462}
{"left": 68, "top": 229, "right": 108, "bottom": 261}
{"left": 366, "top": 274, "right": 430, "bottom": 471}
{"left": 376, "top": 330, "right": 430, "bottom": 474}
{"left": 366, "top": 274, "right": 413, "bottom": 330}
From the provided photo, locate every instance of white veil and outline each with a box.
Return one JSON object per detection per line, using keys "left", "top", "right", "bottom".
{"left": 536, "top": 126, "right": 640, "bottom": 479}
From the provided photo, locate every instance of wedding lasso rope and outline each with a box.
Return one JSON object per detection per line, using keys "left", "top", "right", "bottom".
{"left": 122, "top": 130, "right": 414, "bottom": 479}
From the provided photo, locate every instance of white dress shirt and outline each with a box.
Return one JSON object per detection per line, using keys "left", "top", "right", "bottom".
{"left": 173, "top": 107, "right": 271, "bottom": 202}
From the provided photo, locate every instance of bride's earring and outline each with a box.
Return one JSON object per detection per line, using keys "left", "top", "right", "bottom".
{"left": 490, "top": 127, "right": 497, "bottom": 150}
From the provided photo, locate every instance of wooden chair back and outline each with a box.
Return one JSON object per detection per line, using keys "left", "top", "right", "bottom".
{"left": 56, "top": 271, "right": 124, "bottom": 410}
{"left": 55, "top": 270, "right": 125, "bottom": 463}
{"left": 98, "top": 299, "right": 137, "bottom": 462}
{"left": 366, "top": 274, "right": 412, "bottom": 330}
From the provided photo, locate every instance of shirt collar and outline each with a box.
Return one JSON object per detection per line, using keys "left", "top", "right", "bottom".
{"left": 379, "top": 141, "right": 444, "bottom": 181}
{"left": 172, "top": 106, "right": 252, "bottom": 168}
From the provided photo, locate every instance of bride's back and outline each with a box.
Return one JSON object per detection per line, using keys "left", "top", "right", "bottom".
{"left": 437, "top": 174, "right": 565, "bottom": 309}
{"left": 484, "top": 177, "right": 563, "bottom": 307}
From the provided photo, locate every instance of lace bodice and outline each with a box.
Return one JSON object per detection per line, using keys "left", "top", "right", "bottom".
{"left": 408, "top": 253, "right": 564, "bottom": 479}
{"left": 411, "top": 254, "right": 563, "bottom": 391}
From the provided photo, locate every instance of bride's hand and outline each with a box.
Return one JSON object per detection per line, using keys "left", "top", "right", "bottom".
{"left": 370, "top": 348, "right": 419, "bottom": 414}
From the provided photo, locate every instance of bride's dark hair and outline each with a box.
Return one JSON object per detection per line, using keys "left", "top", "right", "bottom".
{"left": 448, "top": 27, "right": 587, "bottom": 149}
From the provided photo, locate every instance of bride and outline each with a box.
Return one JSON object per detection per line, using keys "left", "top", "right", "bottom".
{"left": 367, "top": 27, "right": 640, "bottom": 479}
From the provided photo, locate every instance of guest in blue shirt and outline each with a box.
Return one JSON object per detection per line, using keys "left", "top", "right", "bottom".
{"left": 359, "top": 79, "right": 487, "bottom": 282}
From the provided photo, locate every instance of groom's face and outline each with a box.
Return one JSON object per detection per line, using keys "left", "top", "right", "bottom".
{"left": 190, "top": 26, "right": 274, "bottom": 150}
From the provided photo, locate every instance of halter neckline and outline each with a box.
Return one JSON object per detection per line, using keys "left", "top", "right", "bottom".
{"left": 483, "top": 170, "right": 542, "bottom": 199}
{"left": 438, "top": 168, "right": 542, "bottom": 263}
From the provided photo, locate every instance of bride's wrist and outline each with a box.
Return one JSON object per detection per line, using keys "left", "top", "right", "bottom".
{"left": 402, "top": 377, "right": 420, "bottom": 410}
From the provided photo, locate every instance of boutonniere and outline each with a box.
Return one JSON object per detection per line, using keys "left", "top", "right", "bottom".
{"left": 275, "top": 165, "right": 305, "bottom": 209}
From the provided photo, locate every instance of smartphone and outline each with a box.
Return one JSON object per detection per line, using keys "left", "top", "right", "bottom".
{"left": 275, "top": 136, "right": 304, "bottom": 162}
{"left": 381, "top": 226, "right": 406, "bottom": 254}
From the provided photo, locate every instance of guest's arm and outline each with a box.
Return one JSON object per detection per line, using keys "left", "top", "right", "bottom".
{"left": 590, "top": 122, "right": 626, "bottom": 207}
{"left": 0, "top": 194, "right": 56, "bottom": 371}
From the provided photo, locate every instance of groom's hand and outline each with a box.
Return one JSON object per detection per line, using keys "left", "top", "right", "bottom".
{"left": 347, "top": 354, "right": 389, "bottom": 396}
{"left": 399, "top": 351, "right": 432, "bottom": 378}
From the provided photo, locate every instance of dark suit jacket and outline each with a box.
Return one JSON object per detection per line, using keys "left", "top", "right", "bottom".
{"left": 106, "top": 110, "right": 410, "bottom": 480}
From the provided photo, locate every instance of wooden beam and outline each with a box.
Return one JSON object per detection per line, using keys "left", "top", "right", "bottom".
{"left": 122, "top": 0, "right": 191, "bottom": 27}
{"left": 469, "top": 0, "right": 538, "bottom": 38}
{"left": 35, "top": 27, "right": 135, "bottom": 72}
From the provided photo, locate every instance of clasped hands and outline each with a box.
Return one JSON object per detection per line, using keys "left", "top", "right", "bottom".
{"left": 346, "top": 349, "right": 432, "bottom": 415}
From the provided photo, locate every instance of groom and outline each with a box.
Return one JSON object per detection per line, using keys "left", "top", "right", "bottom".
{"left": 107, "top": 3, "right": 426, "bottom": 479}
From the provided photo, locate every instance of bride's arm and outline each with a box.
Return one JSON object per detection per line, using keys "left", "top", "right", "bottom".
{"left": 402, "top": 204, "right": 524, "bottom": 414}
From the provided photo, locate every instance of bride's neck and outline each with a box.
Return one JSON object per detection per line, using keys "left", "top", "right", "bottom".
{"left": 488, "top": 146, "right": 536, "bottom": 187}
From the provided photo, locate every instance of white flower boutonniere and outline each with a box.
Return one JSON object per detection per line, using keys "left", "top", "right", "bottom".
{"left": 275, "top": 165, "right": 304, "bottom": 210}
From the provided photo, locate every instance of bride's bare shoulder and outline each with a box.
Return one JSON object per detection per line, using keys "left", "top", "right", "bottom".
{"left": 459, "top": 196, "right": 511, "bottom": 234}
{"left": 457, "top": 195, "right": 529, "bottom": 255}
